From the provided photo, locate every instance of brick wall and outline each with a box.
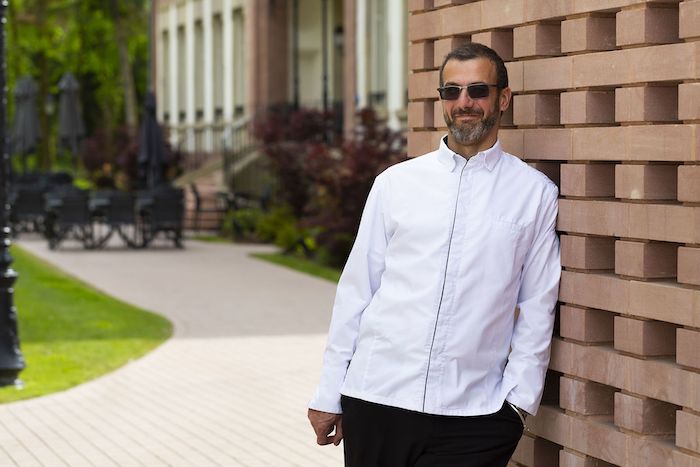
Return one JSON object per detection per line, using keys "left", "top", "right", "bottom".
{"left": 408, "top": 1, "right": 700, "bottom": 466}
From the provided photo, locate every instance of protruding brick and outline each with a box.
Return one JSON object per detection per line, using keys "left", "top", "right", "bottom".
{"left": 523, "top": 56, "right": 572, "bottom": 91}
{"left": 433, "top": 100, "right": 445, "bottom": 128}
{"left": 680, "top": 0, "right": 700, "bottom": 39}
{"left": 677, "top": 328, "right": 700, "bottom": 370}
{"left": 614, "top": 240, "right": 677, "bottom": 279}
{"left": 614, "top": 316, "right": 677, "bottom": 356}
{"left": 615, "top": 86, "right": 679, "bottom": 123}
{"left": 471, "top": 30, "right": 513, "bottom": 61}
{"left": 559, "top": 449, "right": 617, "bottom": 467}
{"left": 561, "top": 164, "right": 615, "bottom": 197}
{"left": 408, "top": 0, "right": 433, "bottom": 13}
{"left": 407, "top": 130, "right": 438, "bottom": 157}
{"left": 408, "top": 70, "right": 440, "bottom": 100}
{"left": 513, "top": 94, "right": 560, "bottom": 126}
{"left": 433, "top": 36, "right": 469, "bottom": 69}
{"left": 616, "top": 6, "right": 680, "bottom": 47}
{"left": 506, "top": 61, "right": 524, "bottom": 93}
{"left": 678, "top": 83, "right": 700, "bottom": 120}
{"left": 522, "top": 128, "right": 572, "bottom": 160}
{"left": 408, "top": 101, "right": 435, "bottom": 129}
{"left": 561, "top": 16, "right": 616, "bottom": 53}
{"left": 615, "top": 164, "right": 678, "bottom": 200}
{"left": 560, "top": 305, "right": 614, "bottom": 343}
{"left": 676, "top": 410, "right": 700, "bottom": 453}
{"left": 440, "top": 2, "right": 481, "bottom": 37}
{"left": 512, "top": 435, "right": 560, "bottom": 467}
{"left": 408, "top": 9, "right": 442, "bottom": 41}
{"left": 614, "top": 392, "right": 676, "bottom": 434}
{"left": 678, "top": 246, "right": 700, "bottom": 286}
{"left": 678, "top": 166, "right": 700, "bottom": 202}
{"left": 409, "top": 41, "right": 434, "bottom": 72}
{"left": 560, "top": 377, "right": 615, "bottom": 415}
{"left": 560, "top": 91, "right": 615, "bottom": 125}
{"left": 433, "top": 0, "right": 466, "bottom": 7}
{"left": 513, "top": 23, "right": 561, "bottom": 58}
{"left": 561, "top": 235, "right": 615, "bottom": 270}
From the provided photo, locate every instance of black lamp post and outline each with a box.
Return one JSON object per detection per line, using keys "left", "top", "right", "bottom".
{"left": 0, "top": 0, "right": 25, "bottom": 387}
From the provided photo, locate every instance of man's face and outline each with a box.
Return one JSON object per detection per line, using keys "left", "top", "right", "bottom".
{"left": 440, "top": 57, "right": 510, "bottom": 148}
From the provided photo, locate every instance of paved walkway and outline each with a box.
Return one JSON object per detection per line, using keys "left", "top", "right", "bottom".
{"left": 1, "top": 236, "right": 344, "bottom": 466}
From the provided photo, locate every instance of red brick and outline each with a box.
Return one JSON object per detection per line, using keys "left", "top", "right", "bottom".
{"left": 677, "top": 328, "right": 700, "bottom": 370}
{"left": 499, "top": 129, "right": 524, "bottom": 156}
{"left": 560, "top": 164, "right": 614, "bottom": 197}
{"left": 524, "top": 0, "right": 574, "bottom": 22}
{"left": 433, "top": 0, "right": 467, "bottom": 7}
{"left": 408, "top": 0, "right": 433, "bottom": 12}
{"left": 678, "top": 246, "right": 700, "bottom": 286}
{"left": 559, "top": 449, "right": 617, "bottom": 467}
{"left": 408, "top": 9, "right": 442, "bottom": 41}
{"left": 615, "top": 86, "right": 678, "bottom": 123}
{"left": 433, "top": 100, "right": 445, "bottom": 128}
{"left": 627, "top": 203, "right": 699, "bottom": 244}
{"left": 560, "top": 376, "right": 615, "bottom": 415}
{"left": 560, "top": 91, "right": 615, "bottom": 125}
{"left": 408, "top": 130, "right": 436, "bottom": 157}
{"left": 529, "top": 161, "right": 560, "bottom": 186}
{"left": 616, "top": 6, "right": 680, "bottom": 47}
{"left": 513, "top": 94, "right": 560, "bottom": 126}
{"left": 523, "top": 56, "right": 572, "bottom": 91}
{"left": 676, "top": 410, "right": 700, "bottom": 453}
{"left": 561, "top": 16, "right": 616, "bottom": 53}
{"left": 678, "top": 83, "right": 700, "bottom": 120}
{"left": 614, "top": 316, "right": 677, "bottom": 356}
{"left": 557, "top": 200, "right": 628, "bottom": 238}
{"left": 506, "top": 61, "right": 524, "bottom": 93}
{"left": 559, "top": 305, "right": 614, "bottom": 343}
{"left": 433, "top": 36, "right": 469, "bottom": 70}
{"left": 678, "top": 166, "right": 700, "bottom": 202}
{"left": 628, "top": 280, "right": 698, "bottom": 327}
{"left": 409, "top": 41, "right": 434, "bottom": 72}
{"left": 408, "top": 70, "right": 440, "bottom": 100}
{"left": 680, "top": 0, "right": 700, "bottom": 39}
{"left": 522, "top": 128, "right": 572, "bottom": 160}
{"left": 471, "top": 30, "right": 513, "bottom": 61}
{"left": 614, "top": 392, "right": 676, "bottom": 434}
{"left": 561, "top": 234, "right": 615, "bottom": 270}
{"left": 511, "top": 434, "right": 560, "bottom": 467}
{"left": 440, "top": 2, "right": 481, "bottom": 36}
{"left": 614, "top": 240, "right": 677, "bottom": 279}
{"left": 407, "top": 101, "right": 435, "bottom": 129}
{"left": 615, "top": 164, "right": 678, "bottom": 200}
{"left": 559, "top": 270, "right": 629, "bottom": 315}
{"left": 513, "top": 23, "right": 561, "bottom": 58}
{"left": 480, "top": 0, "right": 525, "bottom": 30}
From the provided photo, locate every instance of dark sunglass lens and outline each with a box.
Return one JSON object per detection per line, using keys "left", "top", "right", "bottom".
{"left": 442, "top": 86, "right": 461, "bottom": 100}
{"left": 467, "top": 84, "right": 490, "bottom": 99}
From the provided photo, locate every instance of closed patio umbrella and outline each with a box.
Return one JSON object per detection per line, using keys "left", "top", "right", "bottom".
{"left": 11, "top": 76, "right": 40, "bottom": 173}
{"left": 57, "top": 72, "right": 85, "bottom": 166}
{"left": 137, "top": 92, "right": 166, "bottom": 188}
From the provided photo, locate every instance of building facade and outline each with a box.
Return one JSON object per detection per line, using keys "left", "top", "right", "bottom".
{"left": 153, "top": 0, "right": 408, "bottom": 156}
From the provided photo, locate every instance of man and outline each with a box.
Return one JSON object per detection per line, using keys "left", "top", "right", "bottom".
{"left": 308, "top": 43, "right": 560, "bottom": 467}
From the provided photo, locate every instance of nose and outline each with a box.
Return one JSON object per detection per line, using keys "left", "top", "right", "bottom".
{"left": 455, "top": 88, "right": 475, "bottom": 106}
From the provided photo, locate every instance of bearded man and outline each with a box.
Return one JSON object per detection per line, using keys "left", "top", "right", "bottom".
{"left": 308, "top": 42, "right": 561, "bottom": 467}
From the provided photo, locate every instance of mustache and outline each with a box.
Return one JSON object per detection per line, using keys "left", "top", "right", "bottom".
{"left": 451, "top": 108, "right": 484, "bottom": 118}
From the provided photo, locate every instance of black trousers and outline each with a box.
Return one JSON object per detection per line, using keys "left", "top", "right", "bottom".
{"left": 341, "top": 396, "right": 523, "bottom": 467}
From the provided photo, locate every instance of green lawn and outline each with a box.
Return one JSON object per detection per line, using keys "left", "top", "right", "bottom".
{"left": 0, "top": 247, "right": 173, "bottom": 403}
{"left": 251, "top": 252, "right": 342, "bottom": 283}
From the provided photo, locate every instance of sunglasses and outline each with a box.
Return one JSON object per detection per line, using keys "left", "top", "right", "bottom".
{"left": 437, "top": 83, "right": 499, "bottom": 100}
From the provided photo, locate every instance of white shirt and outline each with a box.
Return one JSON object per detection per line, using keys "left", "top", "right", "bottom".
{"left": 309, "top": 138, "right": 560, "bottom": 417}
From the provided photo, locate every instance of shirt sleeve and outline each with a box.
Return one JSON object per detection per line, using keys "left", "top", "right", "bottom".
{"left": 504, "top": 183, "right": 560, "bottom": 416}
{"left": 308, "top": 175, "right": 389, "bottom": 414}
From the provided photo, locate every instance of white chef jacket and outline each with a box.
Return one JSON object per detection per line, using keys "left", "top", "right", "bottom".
{"left": 309, "top": 138, "right": 560, "bottom": 417}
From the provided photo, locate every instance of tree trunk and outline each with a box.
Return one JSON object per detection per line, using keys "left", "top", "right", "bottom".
{"left": 111, "top": 0, "right": 138, "bottom": 134}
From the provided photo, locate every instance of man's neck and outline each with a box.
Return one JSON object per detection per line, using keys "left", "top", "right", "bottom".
{"left": 446, "top": 133, "right": 498, "bottom": 159}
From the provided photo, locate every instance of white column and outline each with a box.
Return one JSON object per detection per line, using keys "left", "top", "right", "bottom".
{"left": 203, "top": 0, "right": 214, "bottom": 150}
{"left": 386, "top": 0, "right": 405, "bottom": 129}
{"left": 223, "top": 0, "right": 233, "bottom": 122}
{"left": 168, "top": 4, "right": 178, "bottom": 146}
{"left": 355, "top": 0, "right": 367, "bottom": 109}
{"left": 185, "top": 1, "right": 196, "bottom": 151}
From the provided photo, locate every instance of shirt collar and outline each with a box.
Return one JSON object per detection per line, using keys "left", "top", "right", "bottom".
{"left": 437, "top": 136, "right": 502, "bottom": 173}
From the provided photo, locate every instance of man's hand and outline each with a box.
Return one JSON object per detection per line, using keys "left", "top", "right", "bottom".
{"left": 308, "top": 408, "right": 343, "bottom": 446}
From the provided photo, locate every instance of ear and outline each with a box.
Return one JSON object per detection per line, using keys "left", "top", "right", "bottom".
{"left": 499, "top": 87, "right": 512, "bottom": 112}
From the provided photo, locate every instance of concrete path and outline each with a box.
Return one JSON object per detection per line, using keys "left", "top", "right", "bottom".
{"left": 1, "top": 236, "right": 344, "bottom": 466}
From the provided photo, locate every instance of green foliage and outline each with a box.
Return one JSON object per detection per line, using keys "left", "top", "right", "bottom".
{"left": 251, "top": 253, "right": 342, "bottom": 284}
{"left": 0, "top": 246, "right": 172, "bottom": 403}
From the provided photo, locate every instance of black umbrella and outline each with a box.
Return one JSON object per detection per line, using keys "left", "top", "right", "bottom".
{"left": 11, "top": 76, "right": 40, "bottom": 173}
{"left": 137, "top": 92, "right": 167, "bottom": 188}
{"left": 57, "top": 72, "right": 85, "bottom": 166}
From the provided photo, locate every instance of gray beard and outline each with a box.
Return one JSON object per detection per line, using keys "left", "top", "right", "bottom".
{"left": 446, "top": 110, "right": 498, "bottom": 146}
